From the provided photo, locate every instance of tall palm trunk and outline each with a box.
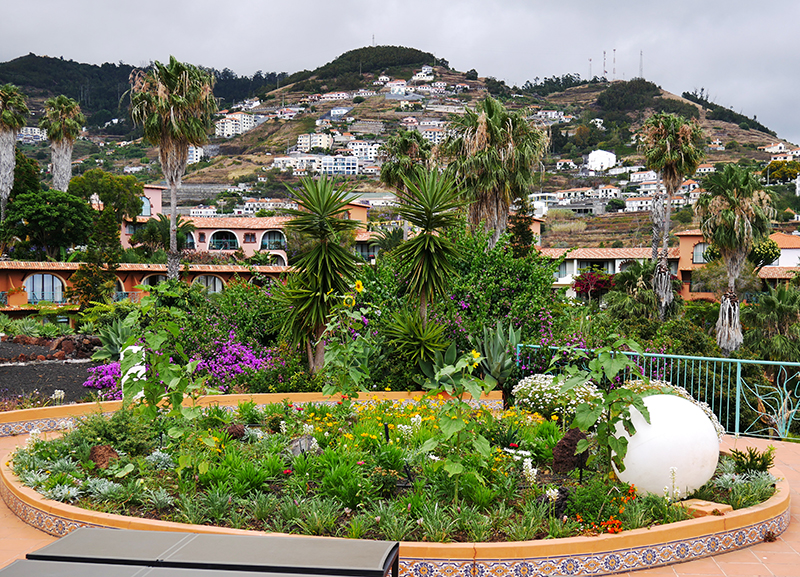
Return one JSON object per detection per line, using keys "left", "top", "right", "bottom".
{"left": 0, "top": 129, "right": 15, "bottom": 222}
{"left": 51, "top": 140, "right": 73, "bottom": 192}
{"left": 717, "top": 251, "right": 747, "bottom": 354}
{"left": 162, "top": 143, "right": 187, "bottom": 280}
{"left": 650, "top": 191, "right": 665, "bottom": 262}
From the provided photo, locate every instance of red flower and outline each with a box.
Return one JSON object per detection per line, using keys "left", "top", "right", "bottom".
{"left": 509, "top": 443, "right": 519, "bottom": 448}
{"left": 283, "top": 469, "right": 293, "bottom": 475}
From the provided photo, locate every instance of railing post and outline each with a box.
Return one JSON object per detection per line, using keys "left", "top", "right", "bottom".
{"left": 734, "top": 360, "right": 743, "bottom": 437}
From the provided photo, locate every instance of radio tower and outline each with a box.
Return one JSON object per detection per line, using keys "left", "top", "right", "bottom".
{"left": 639, "top": 51, "right": 643, "bottom": 79}
{"left": 589, "top": 58, "right": 592, "bottom": 79}
{"left": 613, "top": 49, "right": 616, "bottom": 80}
{"left": 603, "top": 51, "right": 607, "bottom": 79}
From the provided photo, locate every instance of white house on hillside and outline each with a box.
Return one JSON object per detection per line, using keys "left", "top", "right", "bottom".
{"left": 587, "top": 150, "right": 616, "bottom": 172}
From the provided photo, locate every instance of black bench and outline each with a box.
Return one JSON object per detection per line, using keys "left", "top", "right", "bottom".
{"left": 24, "top": 528, "right": 399, "bottom": 577}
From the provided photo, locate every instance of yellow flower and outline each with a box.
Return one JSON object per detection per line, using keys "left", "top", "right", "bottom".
{"left": 470, "top": 349, "right": 480, "bottom": 360}
{"left": 355, "top": 280, "right": 364, "bottom": 293}
{"left": 344, "top": 295, "right": 356, "bottom": 307}
{"left": 551, "top": 415, "right": 559, "bottom": 421}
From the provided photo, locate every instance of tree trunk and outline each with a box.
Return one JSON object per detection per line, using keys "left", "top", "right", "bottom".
{"left": 0, "top": 129, "right": 15, "bottom": 223}
{"left": 420, "top": 291, "right": 428, "bottom": 325}
{"left": 161, "top": 143, "right": 188, "bottom": 280}
{"left": 653, "top": 261, "right": 673, "bottom": 321}
{"left": 717, "top": 290, "right": 743, "bottom": 354}
{"left": 650, "top": 191, "right": 665, "bottom": 263}
{"left": 166, "top": 177, "right": 180, "bottom": 279}
{"left": 51, "top": 139, "right": 73, "bottom": 192}
{"left": 307, "top": 324, "right": 326, "bottom": 375}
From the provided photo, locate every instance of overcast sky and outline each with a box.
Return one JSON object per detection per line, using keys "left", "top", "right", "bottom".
{"left": 2, "top": 1, "right": 798, "bottom": 144}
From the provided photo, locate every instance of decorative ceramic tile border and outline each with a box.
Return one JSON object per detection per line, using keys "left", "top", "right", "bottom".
{"left": 401, "top": 509, "right": 790, "bottom": 577}
{"left": 0, "top": 480, "right": 104, "bottom": 537}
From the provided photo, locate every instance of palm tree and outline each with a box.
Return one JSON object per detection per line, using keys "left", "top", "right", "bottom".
{"left": 379, "top": 129, "right": 433, "bottom": 190}
{"left": 638, "top": 113, "right": 704, "bottom": 320}
{"left": 695, "top": 164, "right": 773, "bottom": 354}
{"left": 603, "top": 260, "right": 681, "bottom": 321}
{"left": 39, "top": 95, "right": 85, "bottom": 192}
{"left": 0, "top": 85, "right": 29, "bottom": 223}
{"left": 441, "top": 96, "right": 548, "bottom": 249}
{"left": 128, "top": 56, "right": 216, "bottom": 279}
{"left": 275, "top": 176, "right": 361, "bottom": 374}
{"left": 742, "top": 284, "right": 800, "bottom": 362}
{"left": 394, "top": 169, "right": 465, "bottom": 322}
{"left": 130, "top": 214, "right": 196, "bottom": 255}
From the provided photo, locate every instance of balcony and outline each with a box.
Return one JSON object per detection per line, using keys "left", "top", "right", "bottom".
{"left": 209, "top": 239, "right": 239, "bottom": 251}
{"left": 28, "top": 292, "right": 68, "bottom": 304}
{"left": 113, "top": 292, "right": 144, "bottom": 303}
{"left": 260, "top": 240, "right": 286, "bottom": 251}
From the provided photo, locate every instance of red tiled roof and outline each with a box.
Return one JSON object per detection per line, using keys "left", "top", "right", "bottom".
{"left": 758, "top": 266, "right": 800, "bottom": 279}
{"left": 770, "top": 232, "right": 800, "bottom": 249}
{"left": 0, "top": 261, "right": 291, "bottom": 273}
{"left": 538, "top": 247, "right": 679, "bottom": 259}
{"left": 188, "top": 216, "right": 292, "bottom": 229}
{"left": 674, "top": 229, "right": 703, "bottom": 236}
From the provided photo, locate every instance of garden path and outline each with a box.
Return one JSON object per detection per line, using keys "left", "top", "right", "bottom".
{"left": 0, "top": 434, "right": 799, "bottom": 576}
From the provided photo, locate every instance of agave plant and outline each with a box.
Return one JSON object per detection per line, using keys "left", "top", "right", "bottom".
{"left": 92, "top": 317, "right": 137, "bottom": 362}
{"left": 472, "top": 320, "right": 521, "bottom": 389}
{"left": 11, "top": 317, "right": 42, "bottom": 337}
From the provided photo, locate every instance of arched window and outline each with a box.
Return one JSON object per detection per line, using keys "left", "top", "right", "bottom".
{"left": 270, "top": 254, "right": 286, "bottom": 266}
{"left": 25, "top": 274, "right": 65, "bottom": 303}
{"left": 209, "top": 231, "right": 239, "bottom": 250}
{"left": 142, "top": 274, "right": 167, "bottom": 287}
{"left": 140, "top": 197, "right": 152, "bottom": 217}
{"left": 260, "top": 230, "right": 286, "bottom": 250}
{"left": 185, "top": 232, "right": 196, "bottom": 250}
{"left": 193, "top": 275, "right": 225, "bottom": 293}
{"left": 693, "top": 242, "right": 709, "bottom": 264}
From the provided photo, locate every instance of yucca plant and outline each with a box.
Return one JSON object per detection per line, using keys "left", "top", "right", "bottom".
{"left": 385, "top": 307, "right": 448, "bottom": 364}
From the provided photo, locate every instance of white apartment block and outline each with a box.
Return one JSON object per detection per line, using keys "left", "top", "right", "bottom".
{"left": 272, "top": 155, "right": 320, "bottom": 174}
{"left": 346, "top": 140, "right": 381, "bottom": 161}
{"left": 596, "top": 185, "right": 621, "bottom": 199}
{"left": 188, "top": 145, "right": 204, "bottom": 165}
{"left": 587, "top": 150, "right": 617, "bottom": 172}
{"left": 321, "top": 92, "right": 350, "bottom": 101}
{"left": 419, "top": 127, "right": 445, "bottom": 145}
{"left": 215, "top": 111, "right": 257, "bottom": 138}
{"left": 190, "top": 205, "right": 221, "bottom": 217}
{"left": 16, "top": 126, "right": 47, "bottom": 142}
{"left": 625, "top": 197, "right": 653, "bottom": 212}
{"left": 318, "top": 155, "right": 359, "bottom": 176}
{"left": 629, "top": 170, "right": 658, "bottom": 183}
{"left": 234, "top": 198, "right": 299, "bottom": 215}
{"left": 695, "top": 164, "right": 715, "bottom": 175}
{"left": 296, "top": 133, "right": 333, "bottom": 153}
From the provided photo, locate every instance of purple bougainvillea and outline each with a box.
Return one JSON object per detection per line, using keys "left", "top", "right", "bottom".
{"left": 83, "top": 362, "right": 123, "bottom": 400}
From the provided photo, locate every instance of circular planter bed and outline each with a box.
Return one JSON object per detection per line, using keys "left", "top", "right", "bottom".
{"left": 0, "top": 394, "right": 790, "bottom": 577}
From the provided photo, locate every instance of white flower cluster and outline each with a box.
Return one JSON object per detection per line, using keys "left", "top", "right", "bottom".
{"left": 545, "top": 487, "right": 559, "bottom": 501}
{"left": 302, "top": 423, "right": 315, "bottom": 436}
{"left": 396, "top": 424, "right": 414, "bottom": 441}
{"left": 279, "top": 421, "right": 287, "bottom": 435}
{"left": 512, "top": 374, "right": 601, "bottom": 418}
{"left": 26, "top": 428, "right": 42, "bottom": 446}
{"left": 503, "top": 447, "right": 532, "bottom": 461}
{"left": 522, "top": 459, "right": 537, "bottom": 485}
{"left": 50, "top": 390, "right": 65, "bottom": 404}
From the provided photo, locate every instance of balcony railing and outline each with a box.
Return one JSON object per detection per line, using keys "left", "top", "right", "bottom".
{"left": 0, "top": 292, "right": 7, "bottom": 306}
{"left": 209, "top": 240, "right": 239, "bottom": 251}
{"left": 113, "top": 291, "right": 144, "bottom": 303}
{"left": 260, "top": 241, "right": 286, "bottom": 251}
{"left": 28, "top": 292, "right": 67, "bottom": 304}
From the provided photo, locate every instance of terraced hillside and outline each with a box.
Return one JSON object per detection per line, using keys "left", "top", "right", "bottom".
{"left": 540, "top": 211, "right": 698, "bottom": 248}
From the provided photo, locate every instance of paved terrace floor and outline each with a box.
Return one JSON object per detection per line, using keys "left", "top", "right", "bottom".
{"left": 1, "top": 434, "right": 799, "bottom": 576}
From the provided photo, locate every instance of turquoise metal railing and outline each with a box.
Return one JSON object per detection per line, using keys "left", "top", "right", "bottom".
{"left": 0, "top": 292, "right": 6, "bottom": 306}
{"left": 516, "top": 344, "right": 800, "bottom": 439}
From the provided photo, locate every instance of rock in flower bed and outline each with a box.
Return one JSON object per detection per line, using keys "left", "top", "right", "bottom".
{"left": 10, "top": 396, "right": 777, "bottom": 542}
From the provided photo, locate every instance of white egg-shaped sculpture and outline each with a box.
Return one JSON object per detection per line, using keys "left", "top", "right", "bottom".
{"left": 614, "top": 394, "right": 719, "bottom": 498}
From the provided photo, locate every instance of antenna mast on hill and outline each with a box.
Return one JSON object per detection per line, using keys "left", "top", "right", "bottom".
{"left": 613, "top": 49, "right": 616, "bottom": 80}
{"left": 639, "top": 51, "right": 643, "bottom": 78}
{"left": 588, "top": 58, "right": 592, "bottom": 79}
{"left": 372, "top": 34, "right": 375, "bottom": 47}
{"left": 603, "top": 51, "right": 607, "bottom": 79}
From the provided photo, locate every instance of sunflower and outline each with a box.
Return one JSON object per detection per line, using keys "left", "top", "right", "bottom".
{"left": 354, "top": 280, "right": 364, "bottom": 293}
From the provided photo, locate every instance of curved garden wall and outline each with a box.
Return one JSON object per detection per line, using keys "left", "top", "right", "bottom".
{"left": 0, "top": 393, "right": 790, "bottom": 577}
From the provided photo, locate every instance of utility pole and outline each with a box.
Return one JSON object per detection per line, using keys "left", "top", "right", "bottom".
{"left": 613, "top": 49, "right": 616, "bottom": 80}
{"left": 639, "top": 51, "right": 643, "bottom": 79}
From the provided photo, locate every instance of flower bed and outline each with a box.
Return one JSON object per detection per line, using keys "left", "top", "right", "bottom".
{"left": 0, "top": 394, "right": 790, "bottom": 577}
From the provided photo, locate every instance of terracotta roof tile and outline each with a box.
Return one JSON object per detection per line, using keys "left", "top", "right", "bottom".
{"left": 188, "top": 216, "right": 292, "bottom": 229}
{"left": 770, "top": 232, "right": 800, "bottom": 249}
{"left": 538, "top": 247, "right": 679, "bottom": 259}
{"left": 758, "top": 266, "right": 800, "bottom": 279}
